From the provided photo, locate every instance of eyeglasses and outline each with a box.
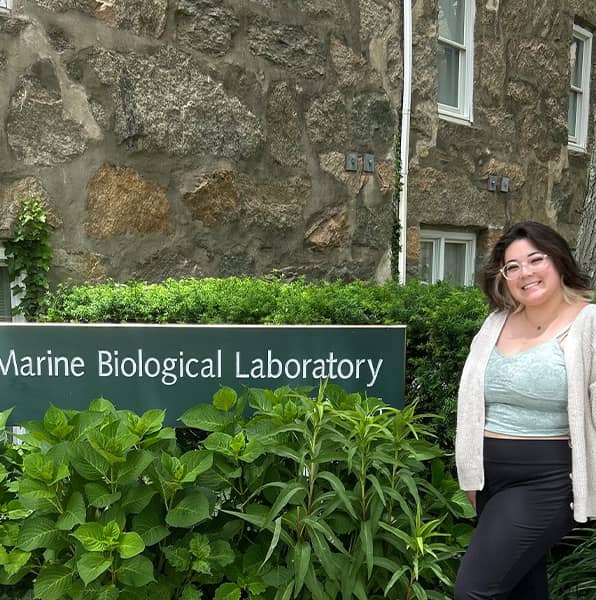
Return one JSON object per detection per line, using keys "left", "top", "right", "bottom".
{"left": 500, "top": 253, "right": 550, "bottom": 280}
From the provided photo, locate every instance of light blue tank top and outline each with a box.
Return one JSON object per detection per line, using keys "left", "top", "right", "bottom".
{"left": 484, "top": 332, "right": 569, "bottom": 437}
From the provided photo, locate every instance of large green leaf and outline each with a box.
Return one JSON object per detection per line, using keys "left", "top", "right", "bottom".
{"left": 179, "top": 405, "right": 233, "bottom": 431}
{"left": 17, "top": 516, "right": 66, "bottom": 551}
{"left": 23, "top": 454, "right": 68, "bottom": 485}
{"left": 180, "top": 585, "right": 203, "bottom": 600}
{"left": 116, "top": 555, "right": 155, "bottom": 587}
{"left": 44, "top": 405, "right": 73, "bottom": 439}
{"left": 130, "top": 409, "right": 165, "bottom": 437}
{"left": 179, "top": 450, "right": 213, "bottom": 483}
{"left": 120, "top": 486, "right": 156, "bottom": 515}
{"left": 213, "top": 387, "right": 238, "bottom": 411}
{"left": 166, "top": 491, "right": 210, "bottom": 528}
{"left": 118, "top": 531, "right": 145, "bottom": 559}
{"left": 77, "top": 552, "right": 112, "bottom": 585}
{"left": 317, "top": 471, "right": 358, "bottom": 519}
{"left": 34, "top": 565, "right": 73, "bottom": 600}
{"left": 72, "top": 522, "right": 109, "bottom": 552}
{"left": 133, "top": 506, "right": 170, "bottom": 546}
{"left": 0, "top": 407, "right": 13, "bottom": 429}
{"left": 71, "top": 442, "right": 110, "bottom": 481}
{"left": 69, "top": 410, "right": 105, "bottom": 440}
{"left": 85, "top": 482, "right": 122, "bottom": 508}
{"left": 18, "top": 478, "right": 57, "bottom": 512}
{"left": 292, "top": 541, "right": 311, "bottom": 597}
{"left": 0, "top": 547, "right": 31, "bottom": 577}
{"left": 214, "top": 583, "right": 241, "bottom": 600}
{"left": 116, "top": 450, "right": 154, "bottom": 484}
{"left": 263, "top": 482, "right": 307, "bottom": 528}
{"left": 210, "top": 540, "right": 235, "bottom": 567}
{"left": 56, "top": 491, "right": 86, "bottom": 531}
{"left": 361, "top": 520, "right": 374, "bottom": 579}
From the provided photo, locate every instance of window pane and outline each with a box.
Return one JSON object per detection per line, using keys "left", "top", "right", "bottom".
{"left": 419, "top": 241, "right": 435, "bottom": 283}
{"left": 438, "top": 42, "right": 460, "bottom": 108}
{"left": 444, "top": 242, "right": 467, "bottom": 285}
{"left": 438, "top": 0, "right": 465, "bottom": 44}
{"left": 568, "top": 91, "right": 578, "bottom": 138}
{"left": 571, "top": 37, "right": 584, "bottom": 88}
{"left": 0, "top": 267, "right": 12, "bottom": 322}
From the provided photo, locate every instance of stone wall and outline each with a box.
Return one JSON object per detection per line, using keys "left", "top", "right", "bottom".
{"left": 406, "top": 0, "right": 596, "bottom": 279}
{"left": 0, "top": 0, "right": 402, "bottom": 284}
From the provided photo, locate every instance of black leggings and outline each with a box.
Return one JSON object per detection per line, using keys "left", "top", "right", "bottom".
{"left": 455, "top": 437, "right": 574, "bottom": 600}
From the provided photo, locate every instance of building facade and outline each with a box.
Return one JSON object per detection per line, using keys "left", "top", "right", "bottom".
{"left": 0, "top": 0, "right": 594, "bottom": 317}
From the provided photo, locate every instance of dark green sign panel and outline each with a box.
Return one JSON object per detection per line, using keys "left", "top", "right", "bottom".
{"left": 0, "top": 324, "right": 406, "bottom": 424}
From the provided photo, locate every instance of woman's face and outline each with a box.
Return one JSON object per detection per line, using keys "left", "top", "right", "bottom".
{"left": 502, "top": 238, "right": 562, "bottom": 307}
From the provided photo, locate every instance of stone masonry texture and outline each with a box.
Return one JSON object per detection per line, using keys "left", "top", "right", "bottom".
{"left": 0, "top": 0, "right": 594, "bottom": 286}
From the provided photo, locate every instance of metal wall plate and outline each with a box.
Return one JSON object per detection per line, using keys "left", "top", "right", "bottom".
{"left": 345, "top": 152, "right": 358, "bottom": 172}
{"left": 363, "top": 153, "right": 375, "bottom": 173}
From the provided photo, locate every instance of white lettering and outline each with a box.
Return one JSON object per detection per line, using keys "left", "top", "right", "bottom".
{"left": 236, "top": 352, "right": 249, "bottom": 378}
{"left": 367, "top": 359, "right": 383, "bottom": 387}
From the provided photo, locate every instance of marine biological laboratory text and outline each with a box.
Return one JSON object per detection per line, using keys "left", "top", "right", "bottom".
{"left": 0, "top": 349, "right": 384, "bottom": 387}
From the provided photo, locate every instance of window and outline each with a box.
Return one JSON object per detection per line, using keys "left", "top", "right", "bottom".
{"left": 437, "top": 0, "right": 475, "bottom": 123}
{"left": 0, "top": 0, "right": 12, "bottom": 14}
{"left": 0, "top": 244, "right": 22, "bottom": 321}
{"left": 568, "top": 24, "right": 593, "bottom": 151}
{"left": 419, "top": 229, "right": 476, "bottom": 285}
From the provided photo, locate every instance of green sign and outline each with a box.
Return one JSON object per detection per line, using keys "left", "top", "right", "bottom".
{"left": 0, "top": 324, "right": 406, "bottom": 424}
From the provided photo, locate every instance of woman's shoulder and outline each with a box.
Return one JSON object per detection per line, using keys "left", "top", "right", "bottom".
{"left": 573, "top": 303, "right": 596, "bottom": 325}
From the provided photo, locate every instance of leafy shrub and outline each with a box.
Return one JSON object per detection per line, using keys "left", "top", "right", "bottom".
{"left": 0, "top": 385, "right": 473, "bottom": 599}
{"left": 42, "top": 279, "right": 489, "bottom": 453}
{"left": 548, "top": 526, "right": 596, "bottom": 599}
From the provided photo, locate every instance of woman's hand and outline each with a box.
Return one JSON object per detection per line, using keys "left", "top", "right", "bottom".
{"left": 465, "top": 490, "right": 477, "bottom": 511}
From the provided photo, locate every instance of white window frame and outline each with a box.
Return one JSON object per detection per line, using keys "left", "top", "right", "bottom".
{"left": 419, "top": 229, "right": 476, "bottom": 286}
{"left": 437, "top": 0, "right": 475, "bottom": 124}
{"left": 0, "top": 0, "right": 13, "bottom": 15}
{"left": 0, "top": 244, "right": 25, "bottom": 322}
{"left": 568, "top": 24, "right": 593, "bottom": 152}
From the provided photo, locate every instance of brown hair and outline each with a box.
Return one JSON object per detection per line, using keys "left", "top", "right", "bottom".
{"left": 481, "top": 221, "right": 592, "bottom": 311}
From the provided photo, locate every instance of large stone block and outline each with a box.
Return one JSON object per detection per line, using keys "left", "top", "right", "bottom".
{"left": 359, "top": 0, "right": 392, "bottom": 42}
{"left": 85, "top": 47, "right": 263, "bottom": 158}
{"left": 0, "top": 16, "right": 29, "bottom": 35}
{"left": 7, "top": 61, "right": 89, "bottom": 166}
{"left": 176, "top": 0, "right": 239, "bottom": 57}
{"left": 306, "top": 91, "right": 349, "bottom": 151}
{"left": 183, "top": 170, "right": 309, "bottom": 230}
{"left": 330, "top": 39, "right": 368, "bottom": 90}
{"left": 247, "top": 16, "right": 326, "bottom": 79}
{"left": 30, "top": 0, "right": 167, "bottom": 38}
{"left": 304, "top": 206, "right": 349, "bottom": 248}
{"left": 51, "top": 249, "right": 107, "bottom": 283}
{"left": 0, "top": 177, "right": 60, "bottom": 239}
{"left": 266, "top": 82, "right": 306, "bottom": 168}
{"left": 351, "top": 92, "right": 396, "bottom": 150}
{"left": 247, "top": 0, "right": 341, "bottom": 17}
{"left": 86, "top": 164, "right": 174, "bottom": 238}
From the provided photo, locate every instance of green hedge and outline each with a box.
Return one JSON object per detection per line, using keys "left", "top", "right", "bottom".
{"left": 0, "top": 386, "right": 473, "bottom": 599}
{"left": 42, "top": 278, "right": 489, "bottom": 452}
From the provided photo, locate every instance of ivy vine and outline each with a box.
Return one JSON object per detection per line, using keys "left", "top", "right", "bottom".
{"left": 390, "top": 136, "right": 403, "bottom": 280}
{"left": 5, "top": 195, "right": 53, "bottom": 320}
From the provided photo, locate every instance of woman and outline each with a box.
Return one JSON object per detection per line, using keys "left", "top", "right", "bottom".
{"left": 454, "top": 221, "right": 596, "bottom": 599}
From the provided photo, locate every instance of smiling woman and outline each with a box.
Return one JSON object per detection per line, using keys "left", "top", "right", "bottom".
{"left": 454, "top": 222, "right": 596, "bottom": 600}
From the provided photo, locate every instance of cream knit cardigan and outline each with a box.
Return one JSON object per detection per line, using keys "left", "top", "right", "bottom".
{"left": 455, "top": 303, "right": 596, "bottom": 522}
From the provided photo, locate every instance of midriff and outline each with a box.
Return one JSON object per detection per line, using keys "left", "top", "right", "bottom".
{"left": 484, "top": 429, "right": 570, "bottom": 441}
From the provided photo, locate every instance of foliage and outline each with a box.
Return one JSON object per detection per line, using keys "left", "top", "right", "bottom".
{"left": 391, "top": 136, "right": 402, "bottom": 281}
{"left": 42, "top": 278, "right": 489, "bottom": 453}
{"left": 548, "top": 526, "right": 596, "bottom": 599}
{"left": 4, "top": 196, "right": 53, "bottom": 320}
{"left": 0, "top": 385, "right": 473, "bottom": 599}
